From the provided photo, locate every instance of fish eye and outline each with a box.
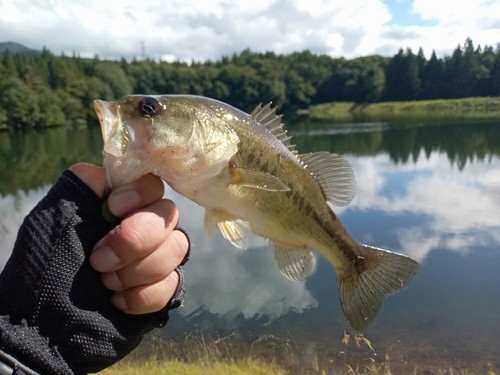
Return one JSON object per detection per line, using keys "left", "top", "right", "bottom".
{"left": 138, "top": 97, "right": 162, "bottom": 117}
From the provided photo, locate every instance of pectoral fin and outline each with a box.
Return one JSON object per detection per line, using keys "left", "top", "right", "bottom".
{"left": 204, "top": 209, "right": 251, "bottom": 249}
{"left": 230, "top": 167, "right": 290, "bottom": 192}
{"left": 271, "top": 241, "right": 315, "bottom": 281}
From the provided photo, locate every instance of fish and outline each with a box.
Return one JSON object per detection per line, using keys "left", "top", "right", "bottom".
{"left": 94, "top": 95, "right": 420, "bottom": 331}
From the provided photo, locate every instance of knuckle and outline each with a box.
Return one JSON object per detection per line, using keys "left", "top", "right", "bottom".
{"left": 132, "top": 259, "right": 161, "bottom": 285}
{"left": 118, "top": 224, "right": 147, "bottom": 255}
{"left": 138, "top": 288, "right": 155, "bottom": 310}
{"left": 169, "top": 230, "right": 189, "bottom": 263}
{"left": 165, "top": 271, "right": 180, "bottom": 295}
{"left": 124, "top": 275, "right": 177, "bottom": 314}
{"left": 158, "top": 199, "right": 179, "bottom": 223}
{"left": 135, "top": 286, "right": 164, "bottom": 313}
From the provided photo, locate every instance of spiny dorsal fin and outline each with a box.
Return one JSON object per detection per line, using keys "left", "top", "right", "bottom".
{"left": 299, "top": 152, "right": 356, "bottom": 207}
{"left": 250, "top": 103, "right": 296, "bottom": 153}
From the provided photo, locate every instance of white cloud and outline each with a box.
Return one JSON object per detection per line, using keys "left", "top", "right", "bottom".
{"left": 395, "top": 228, "right": 440, "bottom": 262}
{"left": 413, "top": 0, "right": 499, "bottom": 24}
{"left": 390, "top": 0, "right": 500, "bottom": 56}
{"left": 1, "top": 0, "right": 498, "bottom": 61}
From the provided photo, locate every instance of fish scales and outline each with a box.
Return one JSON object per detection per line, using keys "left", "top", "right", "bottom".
{"left": 229, "top": 115, "right": 359, "bottom": 266}
{"left": 94, "top": 94, "right": 420, "bottom": 331}
{"left": 228, "top": 118, "right": 324, "bottom": 216}
{"left": 227, "top": 111, "right": 366, "bottom": 266}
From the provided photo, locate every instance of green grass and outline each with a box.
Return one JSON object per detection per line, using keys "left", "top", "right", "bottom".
{"left": 309, "top": 97, "right": 500, "bottom": 120}
{"left": 98, "top": 332, "right": 290, "bottom": 375}
{"left": 99, "top": 357, "right": 288, "bottom": 375}
{"left": 100, "top": 357, "right": 498, "bottom": 375}
{"left": 97, "top": 332, "right": 499, "bottom": 375}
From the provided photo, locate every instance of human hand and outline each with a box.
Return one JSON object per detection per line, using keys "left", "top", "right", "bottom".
{"left": 0, "top": 162, "right": 190, "bottom": 374}
{"left": 70, "top": 163, "right": 189, "bottom": 315}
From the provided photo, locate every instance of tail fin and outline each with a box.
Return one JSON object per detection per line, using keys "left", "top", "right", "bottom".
{"left": 337, "top": 244, "right": 419, "bottom": 331}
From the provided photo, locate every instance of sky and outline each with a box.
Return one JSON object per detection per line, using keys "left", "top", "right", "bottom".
{"left": 0, "top": 0, "right": 500, "bottom": 62}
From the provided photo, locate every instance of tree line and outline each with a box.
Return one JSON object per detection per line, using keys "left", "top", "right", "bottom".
{"left": 2, "top": 118, "right": 499, "bottom": 196}
{"left": 1, "top": 38, "right": 500, "bottom": 129}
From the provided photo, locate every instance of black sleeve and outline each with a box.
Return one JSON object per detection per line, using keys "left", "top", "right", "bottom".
{"left": 0, "top": 170, "right": 187, "bottom": 375}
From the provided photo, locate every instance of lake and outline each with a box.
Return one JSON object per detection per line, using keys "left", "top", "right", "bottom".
{"left": 1, "top": 117, "right": 499, "bottom": 374}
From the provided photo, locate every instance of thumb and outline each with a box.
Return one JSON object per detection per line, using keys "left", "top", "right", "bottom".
{"left": 69, "top": 163, "right": 106, "bottom": 199}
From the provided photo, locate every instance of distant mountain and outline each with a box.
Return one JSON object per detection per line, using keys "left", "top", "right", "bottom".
{"left": 0, "top": 42, "right": 41, "bottom": 56}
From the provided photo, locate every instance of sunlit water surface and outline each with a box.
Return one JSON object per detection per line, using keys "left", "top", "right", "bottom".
{"left": 1, "top": 118, "right": 499, "bottom": 373}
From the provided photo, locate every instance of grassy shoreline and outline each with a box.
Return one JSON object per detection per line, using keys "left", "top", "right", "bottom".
{"left": 308, "top": 97, "right": 500, "bottom": 120}
{"left": 101, "top": 355, "right": 499, "bottom": 375}
{"left": 97, "top": 332, "right": 499, "bottom": 375}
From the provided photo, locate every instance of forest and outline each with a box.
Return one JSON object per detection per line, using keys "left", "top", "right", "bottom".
{"left": 1, "top": 38, "right": 500, "bottom": 129}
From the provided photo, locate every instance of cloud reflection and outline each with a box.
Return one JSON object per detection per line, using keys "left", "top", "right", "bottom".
{"left": 0, "top": 149, "right": 498, "bottom": 320}
{"left": 347, "top": 150, "right": 500, "bottom": 261}
{"left": 164, "top": 187, "right": 319, "bottom": 320}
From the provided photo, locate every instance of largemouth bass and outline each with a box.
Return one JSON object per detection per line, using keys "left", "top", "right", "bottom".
{"left": 94, "top": 95, "right": 419, "bottom": 331}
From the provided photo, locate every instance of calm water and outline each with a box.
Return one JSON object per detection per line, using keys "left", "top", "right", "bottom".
{"left": 1, "top": 118, "right": 499, "bottom": 373}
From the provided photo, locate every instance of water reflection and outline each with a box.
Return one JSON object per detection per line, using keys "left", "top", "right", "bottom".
{"left": 0, "top": 127, "right": 102, "bottom": 196}
{"left": 165, "top": 190, "right": 319, "bottom": 320}
{"left": 289, "top": 118, "right": 500, "bottom": 169}
{"left": 347, "top": 151, "right": 500, "bottom": 261}
{"left": 166, "top": 148, "right": 500, "bottom": 323}
{"left": 0, "top": 186, "right": 51, "bottom": 267}
{"left": 1, "top": 118, "right": 500, "bottom": 370}
{"left": 0, "top": 127, "right": 103, "bottom": 267}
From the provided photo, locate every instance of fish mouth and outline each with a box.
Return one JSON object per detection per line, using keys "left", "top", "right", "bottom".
{"left": 94, "top": 100, "right": 128, "bottom": 157}
{"left": 94, "top": 100, "right": 117, "bottom": 147}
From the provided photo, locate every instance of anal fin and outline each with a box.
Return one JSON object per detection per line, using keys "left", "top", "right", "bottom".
{"left": 271, "top": 241, "right": 315, "bottom": 281}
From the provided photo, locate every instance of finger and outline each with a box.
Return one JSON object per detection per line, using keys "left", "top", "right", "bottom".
{"left": 107, "top": 174, "right": 164, "bottom": 217}
{"left": 101, "top": 229, "right": 188, "bottom": 291}
{"left": 90, "top": 199, "right": 179, "bottom": 272}
{"left": 69, "top": 163, "right": 106, "bottom": 198}
{"left": 111, "top": 271, "right": 180, "bottom": 314}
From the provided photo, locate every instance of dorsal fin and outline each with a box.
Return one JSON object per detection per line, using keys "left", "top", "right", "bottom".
{"left": 299, "top": 152, "right": 356, "bottom": 206}
{"left": 250, "top": 103, "right": 296, "bottom": 153}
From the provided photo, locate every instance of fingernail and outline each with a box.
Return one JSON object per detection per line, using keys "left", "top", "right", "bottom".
{"left": 112, "top": 293, "right": 128, "bottom": 311}
{"left": 92, "top": 246, "right": 121, "bottom": 271}
{"left": 108, "top": 190, "right": 140, "bottom": 217}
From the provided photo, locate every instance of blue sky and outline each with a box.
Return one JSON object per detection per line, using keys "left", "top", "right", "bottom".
{"left": 0, "top": 0, "right": 499, "bottom": 61}
{"left": 385, "top": 0, "right": 438, "bottom": 27}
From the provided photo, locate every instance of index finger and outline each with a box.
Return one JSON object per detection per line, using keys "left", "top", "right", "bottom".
{"left": 107, "top": 174, "right": 165, "bottom": 217}
{"left": 90, "top": 199, "right": 179, "bottom": 272}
